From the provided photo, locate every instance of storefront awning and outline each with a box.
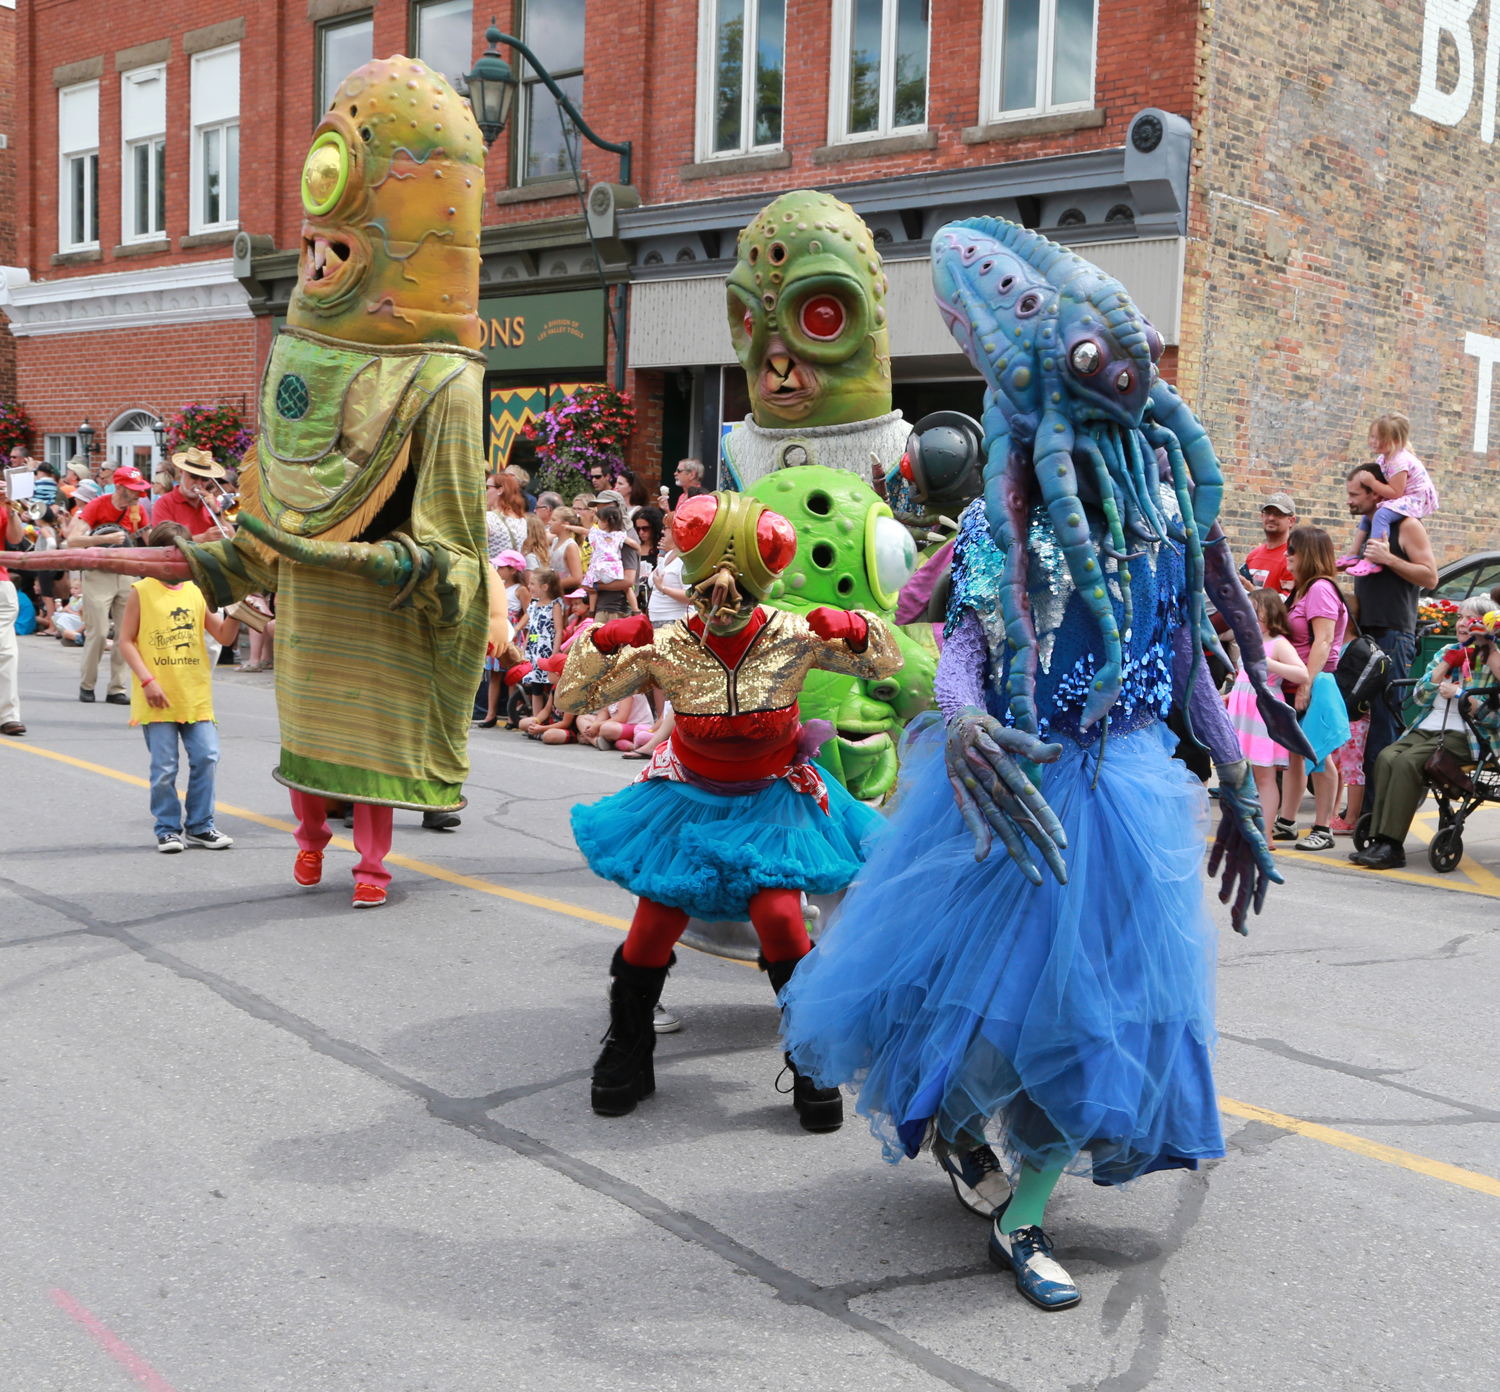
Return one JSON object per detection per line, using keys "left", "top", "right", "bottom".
{"left": 628, "top": 237, "right": 1185, "bottom": 370}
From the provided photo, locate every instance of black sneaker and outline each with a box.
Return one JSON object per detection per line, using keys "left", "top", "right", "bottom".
{"left": 156, "top": 834, "right": 185, "bottom": 854}
{"left": 1271, "top": 817, "right": 1298, "bottom": 841}
{"left": 1351, "top": 841, "right": 1406, "bottom": 870}
{"left": 105, "top": 692, "right": 130, "bottom": 705}
{"left": 79, "top": 687, "right": 96, "bottom": 703}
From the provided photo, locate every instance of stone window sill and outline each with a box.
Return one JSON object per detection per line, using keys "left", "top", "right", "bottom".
{"left": 679, "top": 150, "right": 791, "bottom": 181}
{"left": 811, "top": 131, "right": 937, "bottom": 165}
{"left": 113, "top": 239, "right": 171, "bottom": 259}
{"left": 51, "top": 248, "right": 103, "bottom": 267}
{"left": 494, "top": 180, "right": 584, "bottom": 206}
{"left": 961, "top": 108, "right": 1105, "bottom": 144}
{"left": 180, "top": 229, "right": 239, "bottom": 248}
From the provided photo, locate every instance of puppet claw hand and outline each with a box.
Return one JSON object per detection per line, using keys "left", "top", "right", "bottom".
{"left": 944, "top": 707, "right": 1067, "bottom": 885}
{"left": 1207, "top": 758, "right": 1281, "bottom": 935}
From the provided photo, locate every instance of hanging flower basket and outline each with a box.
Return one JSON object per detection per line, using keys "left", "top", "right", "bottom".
{"left": 524, "top": 385, "right": 634, "bottom": 500}
{"left": 163, "top": 402, "right": 254, "bottom": 464}
{"left": 0, "top": 401, "right": 33, "bottom": 453}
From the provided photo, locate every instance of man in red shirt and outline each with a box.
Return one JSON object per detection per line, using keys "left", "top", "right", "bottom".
{"left": 1242, "top": 492, "right": 1298, "bottom": 598}
{"left": 151, "top": 448, "right": 231, "bottom": 542}
{"left": 67, "top": 464, "right": 153, "bottom": 703}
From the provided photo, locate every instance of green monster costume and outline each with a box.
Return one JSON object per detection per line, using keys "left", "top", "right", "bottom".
{"left": 749, "top": 466, "right": 935, "bottom": 799}
{"left": 721, "top": 191, "right": 908, "bottom": 489}
{"left": 185, "top": 56, "right": 489, "bottom": 823}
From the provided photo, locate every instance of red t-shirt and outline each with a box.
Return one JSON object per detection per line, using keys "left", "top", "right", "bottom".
{"left": 1244, "top": 541, "right": 1291, "bottom": 597}
{"left": 79, "top": 494, "right": 152, "bottom": 535}
{"left": 150, "top": 488, "right": 217, "bottom": 537}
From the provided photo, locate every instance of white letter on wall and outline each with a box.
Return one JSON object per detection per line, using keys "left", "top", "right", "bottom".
{"left": 1413, "top": 0, "right": 1481, "bottom": 127}
{"left": 1482, "top": 0, "right": 1500, "bottom": 139}
{"left": 1464, "top": 331, "right": 1500, "bottom": 451}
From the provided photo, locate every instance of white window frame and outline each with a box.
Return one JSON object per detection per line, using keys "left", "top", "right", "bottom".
{"left": 189, "top": 44, "right": 240, "bottom": 235}
{"left": 978, "top": 0, "right": 1098, "bottom": 127}
{"left": 694, "top": 0, "right": 785, "bottom": 162}
{"left": 828, "top": 0, "right": 930, "bottom": 144}
{"left": 121, "top": 65, "right": 167, "bottom": 245}
{"left": 512, "top": 0, "right": 584, "bottom": 186}
{"left": 45, "top": 435, "right": 81, "bottom": 471}
{"left": 58, "top": 80, "right": 100, "bottom": 252}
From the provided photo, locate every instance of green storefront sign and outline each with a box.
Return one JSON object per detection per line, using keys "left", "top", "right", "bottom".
{"left": 478, "top": 289, "right": 605, "bottom": 372}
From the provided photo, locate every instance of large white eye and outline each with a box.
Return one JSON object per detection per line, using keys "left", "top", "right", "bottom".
{"left": 870, "top": 514, "right": 918, "bottom": 604}
{"left": 1070, "top": 341, "right": 1102, "bottom": 375}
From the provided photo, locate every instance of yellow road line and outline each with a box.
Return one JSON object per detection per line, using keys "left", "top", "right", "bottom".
{"left": 8, "top": 740, "right": 1497, "bottom": 1197}
{"left": 1, "top": 740, "right": 631, "bottom": 929}
{"left": 1267, "top": 839, "right": 1500, "bottom": 898}
{"left": 1411, "top": 813, "right": 1500, "bottom": 895}
{"left": 1219, "top": 1097, "right": 1500, "bottom": 1200}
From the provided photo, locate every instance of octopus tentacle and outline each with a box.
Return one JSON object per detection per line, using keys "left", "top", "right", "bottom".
{"left": 1148, "top": 380, "right": 1223, "bottom": 541}
{"left": 980, "top": 409, "right": 1040, "bottom": 734}
{"left": 1034, "top": 408, "right": 1120, "bottom": 728}
{"left": 1073, "top": 432, "right": 1135, "bottom": 645}
{"left": 1097, "top": 425, "right": 1164, "bottom": 548}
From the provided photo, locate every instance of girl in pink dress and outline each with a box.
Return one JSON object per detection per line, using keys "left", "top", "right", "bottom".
{"left": 1226, "top": 589, "right": 1311, "bottom": 826}
{"left": 1341, "top": 413, "right": 1438, "bottom": 576}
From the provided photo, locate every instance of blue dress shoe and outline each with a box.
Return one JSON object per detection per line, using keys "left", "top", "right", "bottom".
{"left": 988, "top": 1222, "right": 1081, "bottom": 1310}
{"left": 936, "top": 1141, "right": 1013, "bottom": 1218}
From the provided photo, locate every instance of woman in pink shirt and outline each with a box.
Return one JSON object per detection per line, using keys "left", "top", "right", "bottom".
{"left": 1275, "top": 527, "right": 1351, "bottom": 851}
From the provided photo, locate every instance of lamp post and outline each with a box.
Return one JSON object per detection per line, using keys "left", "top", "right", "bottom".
{"left": 77, "top": 419, "right": 97, "bottom": 463}
{"left": 466, "top": 22, "right": 633, "bottom": 391}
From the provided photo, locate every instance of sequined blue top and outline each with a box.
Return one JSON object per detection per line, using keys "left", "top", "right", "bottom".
{"left": 946, "top": 497, "right": 1188, "bottom": 743}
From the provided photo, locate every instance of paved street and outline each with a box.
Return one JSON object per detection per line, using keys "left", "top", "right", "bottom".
{"left": 2, "top": 636, "right": 1498, "bottom": 1392}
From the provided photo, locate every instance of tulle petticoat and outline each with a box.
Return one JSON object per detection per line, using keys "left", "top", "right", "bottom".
{"left": 780, "top": 717, "right": 1226, "bottom": 1186}
{"left": 571, "top": 775, "right": 882, "bottom": 922}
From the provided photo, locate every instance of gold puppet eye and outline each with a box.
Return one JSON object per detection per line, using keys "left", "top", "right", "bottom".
{"left": 302, "top": 132, "right": 350, "bottom": 216}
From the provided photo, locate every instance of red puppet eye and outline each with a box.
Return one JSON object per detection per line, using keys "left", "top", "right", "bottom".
{"left": 673, "top": 494, "right": 719, "bottom": 553}
{"left": 742, "top": 307, "right": 754, "bottom": 337}
{"left": 799, "top": 294, "right": 846, "bottom": 341}
{"left": 756, "top": 509, "right": 798, "bottom": 573}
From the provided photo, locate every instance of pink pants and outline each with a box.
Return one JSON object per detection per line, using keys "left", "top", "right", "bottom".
{"left": 289, "top": 789, "right": 394, "bottom": 889}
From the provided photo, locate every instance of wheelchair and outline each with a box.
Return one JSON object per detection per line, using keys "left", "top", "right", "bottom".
{"left": 1352, "top": 678, "right": 1500, "bottom": 872}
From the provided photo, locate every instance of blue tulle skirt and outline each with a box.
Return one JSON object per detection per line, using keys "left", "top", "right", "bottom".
{"left": 780, "top": 717, "right": 1226, "bottom": 1185}
{"left": 572, "top": 775, "right": 882, "bottom": 922}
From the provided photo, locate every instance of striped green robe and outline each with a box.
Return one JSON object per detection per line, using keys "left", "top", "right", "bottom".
{"left": 192, "top": 356, "right": 489, "bottom": 810}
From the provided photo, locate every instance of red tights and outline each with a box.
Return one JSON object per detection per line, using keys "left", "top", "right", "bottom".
{"left": 621, "top": 888, "right": 811, "bottom": 969}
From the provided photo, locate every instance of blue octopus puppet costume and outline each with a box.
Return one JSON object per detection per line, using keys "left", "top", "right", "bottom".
{"left": 780, "top": 219, "right": 1311, "bottom": 1312}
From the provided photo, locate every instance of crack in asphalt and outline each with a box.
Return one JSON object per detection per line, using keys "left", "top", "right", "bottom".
{"left": 1221, "top": 1033, "right": 1500, "bottom": 1122}
{"left": 1326, "top": 932, "right": 1482, "bottom": 968}
{"left": 0, "top": 927, "right": 91, "bottom": 949}
{"left": 0, "top": 874, "right": 1018, "bottom": 1392}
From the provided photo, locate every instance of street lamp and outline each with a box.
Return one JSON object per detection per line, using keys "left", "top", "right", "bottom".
{"left": 465, "top": 20, "right": 632, "bottom": 184}
{"left": 465, "top": 24, "right": 517, "bottom": 148}
{"left": 151, "top": 417, "right": 167, "bottom": 455}
{"left": 77, "top": 419, "right": 96, "bottom": 459}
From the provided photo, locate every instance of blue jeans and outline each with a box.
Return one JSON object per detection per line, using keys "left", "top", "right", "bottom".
{"left": 1362, "top": 628, "right": 1416, "bottom": 787}
{"left": 142, "top": 720, "right": 220, "bottom": 838}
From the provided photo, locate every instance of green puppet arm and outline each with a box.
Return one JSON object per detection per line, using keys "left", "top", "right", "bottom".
{"left": 236, "top": 513, "right": 434, "bottom": 608}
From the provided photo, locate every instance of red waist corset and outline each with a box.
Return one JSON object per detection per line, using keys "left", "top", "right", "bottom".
{"left": 672, "top": 706, "right": 801, "bottom": 780}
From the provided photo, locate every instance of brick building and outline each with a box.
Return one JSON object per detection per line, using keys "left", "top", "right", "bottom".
{"left": 6, "top": 0, "right": 1497, "bottom": 561}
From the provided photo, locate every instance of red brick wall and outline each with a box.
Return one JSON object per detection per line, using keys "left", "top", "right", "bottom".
{"left": 16, "top": 320, "right": 260, "bottom": 444}
{"left": 0, "top": 7, "right": 17, "bottom": 403}
{"left": 489, "top": 0, "right": 1201, "bottom": 224}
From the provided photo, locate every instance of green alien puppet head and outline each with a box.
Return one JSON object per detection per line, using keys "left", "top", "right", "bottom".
{"left": 290, "top": 56, "right": 485, "bottom": 350}
{"left": 727, "top": 191, "right": 893, "bottom": 429}
{"left": 750, "top": 466, "right": 934, "bottom": 801}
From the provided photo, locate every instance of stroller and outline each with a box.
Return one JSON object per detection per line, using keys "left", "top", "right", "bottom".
{"left": 1352, "top": 677, "right": 1500, "bottom": 872}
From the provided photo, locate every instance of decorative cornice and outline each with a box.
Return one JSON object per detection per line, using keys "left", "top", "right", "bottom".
{"left": 1, "top": 259, "right": 254, "bottom": 337}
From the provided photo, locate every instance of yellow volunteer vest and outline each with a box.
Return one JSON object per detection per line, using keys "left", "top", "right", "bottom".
{"left": 129, "top": 579, "right": 215, "bottom": 725}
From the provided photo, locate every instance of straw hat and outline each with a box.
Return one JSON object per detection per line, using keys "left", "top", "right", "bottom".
{"left": 171, "top": 446, "right": 227, "bottom": 480}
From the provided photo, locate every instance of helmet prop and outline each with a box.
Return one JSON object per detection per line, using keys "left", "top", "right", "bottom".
{"left": 677, "top": 492, "right": 797, "bottom": 616}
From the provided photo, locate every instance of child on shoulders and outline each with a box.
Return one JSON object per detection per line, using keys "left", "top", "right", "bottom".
{"left": 1340, "top": 412, "right": 1438, "bottom": 576}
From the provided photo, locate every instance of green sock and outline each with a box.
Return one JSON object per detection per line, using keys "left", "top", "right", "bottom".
{"left": 999, "top": 1161, "right": 1066, "bottom": 1233}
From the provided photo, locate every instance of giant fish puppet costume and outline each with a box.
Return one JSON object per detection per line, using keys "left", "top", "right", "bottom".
{"left": 4, "top": 58, "right": 490, "bottom": 906}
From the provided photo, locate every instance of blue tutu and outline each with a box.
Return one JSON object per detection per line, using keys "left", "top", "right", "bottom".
{"left": 572, "top": 775, "right": 882, "bottom": 922}
{"left": 780, "top": 717, "right": 1226, "bottom": 1185}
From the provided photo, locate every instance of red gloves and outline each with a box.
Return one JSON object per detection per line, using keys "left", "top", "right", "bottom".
{"left": 807, "top": 607, "right": 868, "bottom": 649}
{"left": 591, "top": 614, "right": 655, "bottom": 654}
{"left": 537, "top": 653, "right": 567, "bottom": 674}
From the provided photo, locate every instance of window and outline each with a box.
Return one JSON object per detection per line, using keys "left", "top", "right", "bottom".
{"left": 985, "top": 0, "right": 1095, "bottom": 121}
{"left": 121, "top": 66, "right": 167, "bottom": 242}
{"left": 45, "top": 435, "right": 81, "bottom": 471}
{"left": 318, "top": 12, "right": 374, "bottom": 112}
{"left": 514, "top": 0, "right": 585, "bottom": 183}
{"left": 58, "top": 81, "right": 99, "bottom": 250}
{"left": 833, "top": 0, "right": 928, "bottom": 141}
{"left": 413, "top": 0, "right": 473, "bottom": 90}
{"left": 191, "top": 45, "right": 240, "bottom": 232}
{"left": 698, "top": 0, "right": 785, "bottom": 158}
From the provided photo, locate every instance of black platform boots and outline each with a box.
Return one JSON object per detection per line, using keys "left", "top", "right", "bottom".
{"left": 592, "top": 946, "right": 672, "bottom": 1116}
{"left": 762, "top": 955, "right": 844, "bottom": 1132}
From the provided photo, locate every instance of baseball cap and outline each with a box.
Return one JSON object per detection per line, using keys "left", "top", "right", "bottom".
{"left": 112, "top": 465, "right": 151, "bottom": 492}
{"left": 493, "top": 549, "right": 527, "bottom": 570}
{"left": 564, "top": 587, "right": 586, "bottom": 599}
{"left": 1261, "top": 491, "right": 1296, "bottom": 515}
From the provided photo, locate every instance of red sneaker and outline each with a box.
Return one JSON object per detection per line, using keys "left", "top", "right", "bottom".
{"left": 294, "top": 850, "right": 324, "bottom": 886}
{"left": 352, "top": 883, "right": 387, "bottom": 909}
